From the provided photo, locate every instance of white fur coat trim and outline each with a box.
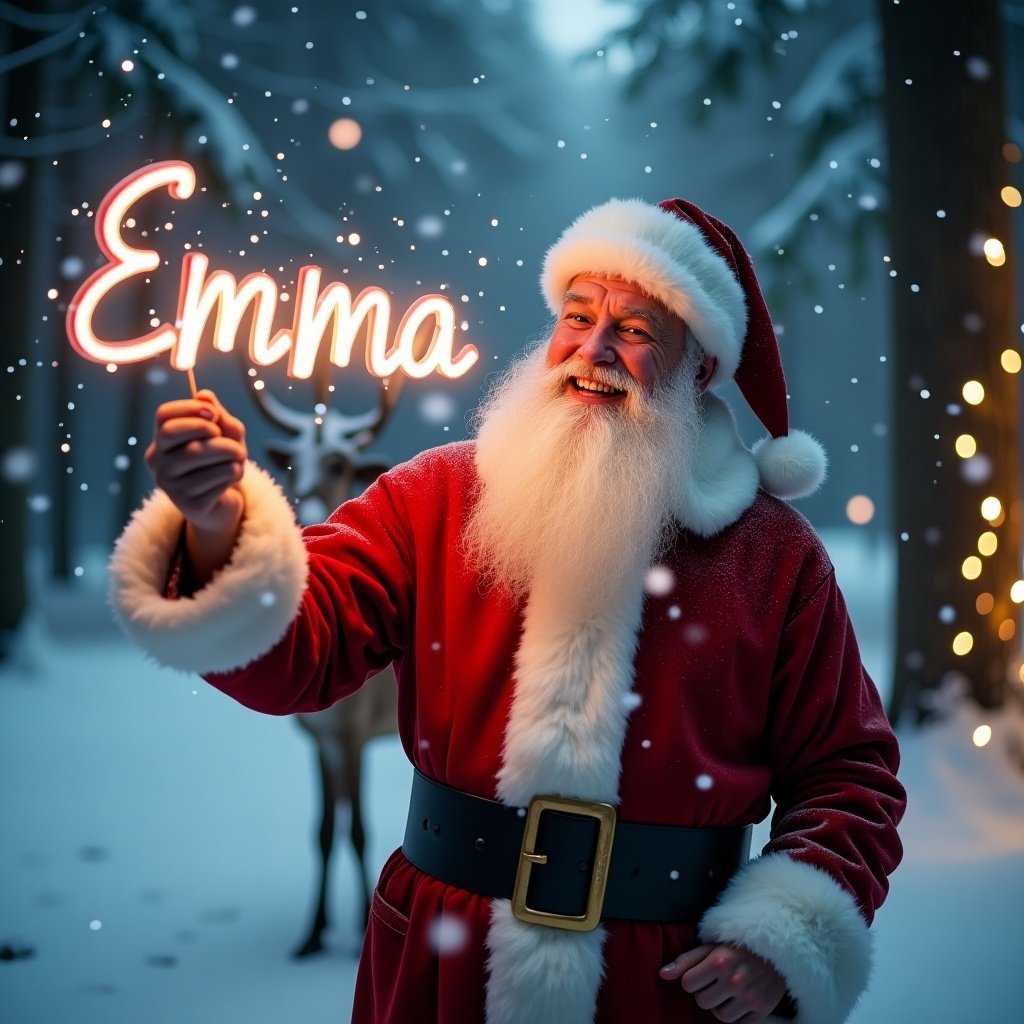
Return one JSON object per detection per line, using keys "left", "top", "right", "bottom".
{"left": 485, "top": 565, "right": 647, "bottom": 1023}
{"left": 107, "top": 462, "right": 308, "bottom": 675}
{"left": 486, "top": 903, "right": 607, "bottom": 1024}
{"left": 699, "top": 854, "right": 872, "bottom": 1024}
{"left": 673, "top": 392, "right": 760, "bottom": 537}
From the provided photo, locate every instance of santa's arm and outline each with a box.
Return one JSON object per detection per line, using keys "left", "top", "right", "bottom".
{"left": 108, "top": 459, "right": 415, "bottom": 714}
{"left": 698, "top": 571, "right": 905, "bottom": 1024}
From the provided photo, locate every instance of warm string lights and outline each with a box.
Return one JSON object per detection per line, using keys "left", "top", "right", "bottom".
{"left": 953, "top": 493, "right": 1018, "bottom": 659}
{"left": 947, "top": 177, "right": 1022, "bottom": 749}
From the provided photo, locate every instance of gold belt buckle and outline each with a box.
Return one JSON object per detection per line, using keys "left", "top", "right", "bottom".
{"left": 511, "top": 795, "right": 617, "bottom": 932}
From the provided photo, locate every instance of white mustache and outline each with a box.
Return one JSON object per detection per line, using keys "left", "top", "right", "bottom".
{"left": 548, "top": 359, "right": 640, "bottom": 397}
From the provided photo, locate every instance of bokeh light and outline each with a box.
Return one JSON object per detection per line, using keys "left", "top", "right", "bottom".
{"left": 845, "top": 495, "right": 875, "bottom": 525}
{"left": 962, "top": 380, "right": 985, "bottom": 405}
{"left": 983, "top": 238, "right": 1006, "bottom": 266}
{"left": 328, "top": 117, "right": 363, "bottom": 150}
{"left": 980, "top": 496, "right": 1003, "bottom": 521}
{"left": 952, "top": 631, "right": 974, "bottom": 655}
{"left": 954, "top": 434, "right": 977, "bottom": 458}
{"left": 977, "top": 531, "right": 998, "bottom": 556}
{"left": 961, "top": 556, "right": 982, "bottom": 581}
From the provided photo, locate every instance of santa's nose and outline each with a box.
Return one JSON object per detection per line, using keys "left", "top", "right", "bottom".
{"left": 575, "top": 324, "right": 617, "bottom": 364}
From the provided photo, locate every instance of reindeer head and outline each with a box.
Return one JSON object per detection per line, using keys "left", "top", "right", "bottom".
{"left": 247, "top": 379, "right": 405, "bottom": 525}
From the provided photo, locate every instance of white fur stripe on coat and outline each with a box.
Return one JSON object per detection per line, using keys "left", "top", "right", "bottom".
{"left": 485, "top": 563, "right": 647, "bottom": 1023}
{"left": 698, "top": 853, "right": 872, "bottom": 1024}
{"left": 107, "top": 461, "right": 308, "bottom": 675}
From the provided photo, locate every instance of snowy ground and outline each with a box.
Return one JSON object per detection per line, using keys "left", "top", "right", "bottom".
{"left": 2, "top": 532, "right": 1022, "bottom": 1024}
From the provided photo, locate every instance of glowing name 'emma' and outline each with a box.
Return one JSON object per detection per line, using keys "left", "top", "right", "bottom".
{"left": 66, "top": 160, "right": 479, "bottom": 381}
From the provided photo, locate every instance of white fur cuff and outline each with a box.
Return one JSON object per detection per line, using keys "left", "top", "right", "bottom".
{"left": 698, "top": 854, "right": 872, "bottom": 1024}
{"left": 107, "top": 462, "right": 308, "bottom": 675}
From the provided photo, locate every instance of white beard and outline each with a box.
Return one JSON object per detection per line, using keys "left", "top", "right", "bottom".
{"left": 464, "top": 343, "right": 703, "bottom": 616}
{"left": 469, "top": 343, "right": 705, "bottom": 1024}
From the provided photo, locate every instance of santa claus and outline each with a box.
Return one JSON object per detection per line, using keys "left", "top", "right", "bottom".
{"left": 109, "top": 197, "right": 905, "bottom": 1023}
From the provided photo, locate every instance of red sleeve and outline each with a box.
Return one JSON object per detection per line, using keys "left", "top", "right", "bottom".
{"left": 203, "top": 467, "right": 416, "bottom": 716}
{"left": 764, "top": 569, "right": 906, "bottom": 923}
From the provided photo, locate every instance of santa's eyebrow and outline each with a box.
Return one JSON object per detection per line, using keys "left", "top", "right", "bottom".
{"left": 623, "top": 304, "right": 666, "bottom": 334}
{"left": 561, "top": 290, "right": 594, "bottom": 306}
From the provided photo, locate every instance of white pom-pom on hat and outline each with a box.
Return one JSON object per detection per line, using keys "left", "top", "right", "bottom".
{"left": 753, "top": 430, "right": 828, "bottom": 499}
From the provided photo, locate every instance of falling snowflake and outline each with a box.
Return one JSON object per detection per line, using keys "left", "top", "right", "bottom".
{"left": 2, "top": 447, "right": 35, "bottom": 483}
{"left": 60, "top": 255, "right": 84, "bottom": 278}
{"left": 682, "top": 623, "right": 708, "bottom": 646}
{"left": 420, "top": 393, "right": 456, "bottom": 425}
{"left": 427, "top": 913, "right": 469, "bottom": 955}
{"left": 620, "top": 692, "right": 642, "bottom": 712}
{"left": 961, "top": 454, "right": 992, "bottom": 484}
{"left": 0, "top": 160, "right": 26, "bottom": 190}
{"left": 644, "top": 565, "right": 675, "bottom": 597}
{"left": 695, "top": 774, "right": 714, "bottom": 791}
{"left": 965, "top": 56, "right": 990, "bottom": 80}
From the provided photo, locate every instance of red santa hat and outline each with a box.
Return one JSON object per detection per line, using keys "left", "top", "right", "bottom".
{"left": 540, "top": 196, "right": 827, "bottom": 499}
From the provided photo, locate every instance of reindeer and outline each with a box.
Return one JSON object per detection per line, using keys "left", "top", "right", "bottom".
{"left": 245, "top": 371, "right": 405, "bottom": 958}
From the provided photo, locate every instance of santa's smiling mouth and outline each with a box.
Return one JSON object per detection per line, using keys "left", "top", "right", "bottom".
{"left": 571, "top": 376, "right": 626, "bottom": 396}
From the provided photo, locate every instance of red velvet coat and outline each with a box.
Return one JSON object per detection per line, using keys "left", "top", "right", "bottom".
{"left": 109, "top": 421, "right": 904, "bottom": 1024}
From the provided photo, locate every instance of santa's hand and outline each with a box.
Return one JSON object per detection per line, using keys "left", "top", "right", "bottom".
{"left": 659, "top": 942, "right": 787, "bottom": 1023}
{"left": 145, "top": 389, "right": 248, "bottom": 582}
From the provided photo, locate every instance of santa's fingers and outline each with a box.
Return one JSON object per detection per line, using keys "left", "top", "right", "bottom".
{"left": 194, "top": 389, "right": 247, "bottom": 445}
{"left": 148, "top": 439, "right": 242, "bottom": 488}
{"left": 147, "top": 435, "right": 245, "bottom": 477}
{"left": 149, "top": 416, "right": 224, "bottom": 457}
{"left": 161, "top": 461, "right": 245, "bottom": 514}
{"left": 659, "top": 945, "right": 715, "bottom": 981}
{"left": 153, "top": 396, "right": 218, "bottom": 430}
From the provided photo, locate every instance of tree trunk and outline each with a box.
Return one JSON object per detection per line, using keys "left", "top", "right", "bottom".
{"left": 879, "top": 0, "right": 1019, "bottom": 716}
{"left": 0, "top": 17, "right": 37, "bottom": 653}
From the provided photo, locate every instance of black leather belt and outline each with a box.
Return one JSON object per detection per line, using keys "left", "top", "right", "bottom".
{"left": 402, "top": 770, "right": 752, "bottom": 932}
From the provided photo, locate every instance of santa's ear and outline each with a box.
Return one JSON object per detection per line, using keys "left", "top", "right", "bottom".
{"left": 695, "top": 354, "right": 718, "bottom": 393}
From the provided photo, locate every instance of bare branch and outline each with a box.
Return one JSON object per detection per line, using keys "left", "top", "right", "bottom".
{"left": 0, "top": 17, "right": 82, "bottom": 75}
{"left": 0, "top": 1, "right": 89, "bottom": 32}
{"left": 0, "top": 104, "right": 140, "bottom": 156}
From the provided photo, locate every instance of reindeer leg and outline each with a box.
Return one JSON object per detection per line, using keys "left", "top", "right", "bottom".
{"left": 346, "top": 741, "right": 372, "bottom": 931}
{"left": 292, "top": 747, "right": 335, "bottom": 958}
